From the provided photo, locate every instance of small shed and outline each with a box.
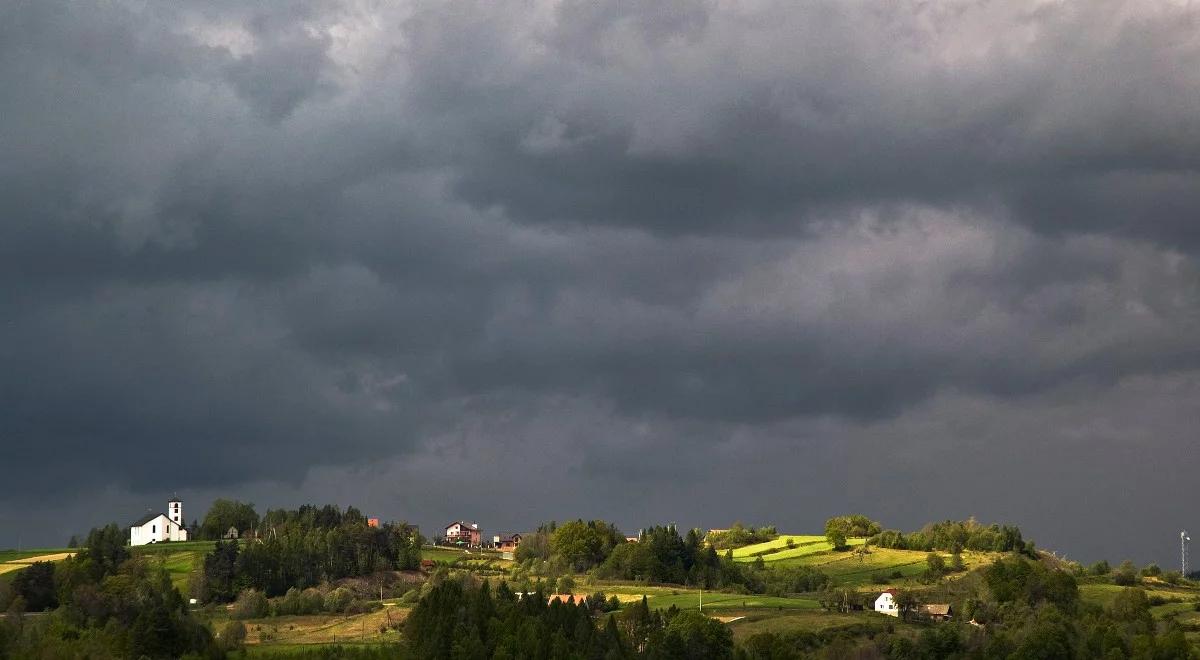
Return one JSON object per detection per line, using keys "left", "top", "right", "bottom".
{"left": 919, "top": 603, "right": 953, "bottom": 622}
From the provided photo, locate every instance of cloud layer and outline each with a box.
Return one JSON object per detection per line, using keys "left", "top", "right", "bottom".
{"left": 2, "top": 0, "right": 1199, "bottom": 566}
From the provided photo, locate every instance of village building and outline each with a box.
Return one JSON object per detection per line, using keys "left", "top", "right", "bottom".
{"left": 444, "top": 520, "right": 482, "bottom": 547}
{"left": 493, "top": 533, "right": 522, "bottom": 552}
{"left": 223, "top": 526, "right": 239, "bottom": 540}
{"left": 874, "top": 589, "right": 900, "bottom": 617}
{"left": 919, "top": 603, "right": 954, "bottom": 622}
{"left": 129, "top": 497, "right": 189, "bottom": 546}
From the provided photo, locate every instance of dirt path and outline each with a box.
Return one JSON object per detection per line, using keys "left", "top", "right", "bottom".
{"left": 0, "top": 552, "right": 75, "bottom": 575}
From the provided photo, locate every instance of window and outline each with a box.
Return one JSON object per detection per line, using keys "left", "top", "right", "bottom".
{"left": 152, "top": 525, "right": 156, "bottom": 533}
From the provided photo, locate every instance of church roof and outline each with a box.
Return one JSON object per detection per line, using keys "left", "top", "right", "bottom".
{"left": 132, "top": 512, "right": 179, "bottom": 527}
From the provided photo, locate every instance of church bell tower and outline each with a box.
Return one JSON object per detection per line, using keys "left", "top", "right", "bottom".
{"left": 168, "top": 495, "right": 182, "bottom": 526}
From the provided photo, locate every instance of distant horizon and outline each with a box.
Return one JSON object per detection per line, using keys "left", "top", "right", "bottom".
{"left": 2, "top": 493, "right": 1190, "bottom": 573}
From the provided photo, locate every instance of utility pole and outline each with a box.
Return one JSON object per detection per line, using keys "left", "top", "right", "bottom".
{"left": 1183, "top": 531, "right": 1191, "bottom": 576}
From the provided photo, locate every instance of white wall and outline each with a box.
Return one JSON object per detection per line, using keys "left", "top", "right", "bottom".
{"left": 875, "top": 594, "right": 899, "bottom": 617}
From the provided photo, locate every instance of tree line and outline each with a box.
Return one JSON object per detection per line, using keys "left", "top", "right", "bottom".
{"left": 869, "top": 519, "right": 1033, "bottom": 554}
{"left": 704, "top": 523, "right": 779, "bottom": 551}
{"left": 404, "top": 578, "right": 734, "bottom": 659}
{"left": 0, "top": 524, "right": 223, "bottom": 659}
{"left": 197, "top": 504, "right": 422, "bottom": 601}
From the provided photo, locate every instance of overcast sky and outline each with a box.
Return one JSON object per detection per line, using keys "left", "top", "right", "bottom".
{"left": 2, "top": 0, "right": 1199, "bottom": 568}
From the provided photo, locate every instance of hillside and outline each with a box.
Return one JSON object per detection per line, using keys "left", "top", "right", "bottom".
{"left": 726, "top": 535, "right": 998, "bottom": 589}
{"left": 8, "top": 519, "right": 1200, "bottom": 656}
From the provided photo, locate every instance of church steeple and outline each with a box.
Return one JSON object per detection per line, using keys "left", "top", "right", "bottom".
{"left": 168, "top": 494, "right": 182, "bottom": 526}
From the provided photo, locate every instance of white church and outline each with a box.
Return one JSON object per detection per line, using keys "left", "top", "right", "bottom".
{"left": 130, "top": 496, "right": 189, "bottom": 546}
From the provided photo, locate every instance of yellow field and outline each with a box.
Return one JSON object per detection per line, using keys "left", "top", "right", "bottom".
{"left": 730, "top": 536, "right": 829, "bottom": 558}
{"left": 0, "top": 552, "right": 75, "bottom": 575}
{"left": 241, "top": 605, "right": 410, "bottom": 646}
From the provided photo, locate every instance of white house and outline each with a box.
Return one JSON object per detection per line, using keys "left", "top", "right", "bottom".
{"left": 874, "top": 589, "right": 900, "bottom": 617}
{"left": 130, "top": 497, "right": 189, "bottom": 546}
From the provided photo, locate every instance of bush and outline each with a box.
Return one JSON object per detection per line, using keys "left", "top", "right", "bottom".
{"left": 1142, "top": 563, "right": 1162, "bottom": 577}
{"left": 232, "top": 589, "right": 270, "bottom": 619}
{"left": 872, "top": 572, "right": 890, "bottom": 585}
{"left": 346, "top": 599, "right": 380, "bottom": 614}
{"left": 220, "top": 620, "right": 247, "bottom": 651}
{"left": 324, "top": 587, "right": 354, "bottom": 613}
{"left": 1090, "top": 560, "right": 1111, "bottom": 576}
{"left": 1113, "top": 561, "right": 1139, "bottom": 586}
{"left": 557, "top": 575, "right": 576, "bottom": 594}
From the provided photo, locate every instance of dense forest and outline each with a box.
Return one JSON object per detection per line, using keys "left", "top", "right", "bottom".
{"left": 869, "top": 520, "right": 1032, "bottom": 555}
{"left": 0, "top": 525, "right": 222, "bottom": 659}
{"left": 404, "top": 578, "right": 734, "bottom": 659}
{"left": 198, "top": 503, "right": 422, "bottom": 600}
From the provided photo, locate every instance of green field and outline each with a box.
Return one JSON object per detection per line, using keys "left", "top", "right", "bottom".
{"left": 726, "top": 610, "right": 889, "bottom": 639}
{"left": 132, "top": 540, "right": 223, "bottom": 555}
{"left": 734, "top": 538, "right": 867, "bottom": 563}
{"left": 421, "top": 546, "right": 474, "bottom": 563}
{"left": 730, "top": 535, "right": 830, "bottom": 558}
{"left": 727, "top": 537, "right": 993, "bottom": 588}
{"left": 599, "top": 584, "right": 820, "bottom": 612}
{"left": 1080, "top": 580, "right": 1200, "bottom": 610}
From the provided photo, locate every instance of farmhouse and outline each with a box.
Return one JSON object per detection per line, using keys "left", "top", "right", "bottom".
{"left": 445, "top": 520, "right": 481, "bottom": 547}
{"left": 874, "top": 589, "right": 900, "bottom": 617}
{"left": 223, "top": 526, "right": 239, "bottom": 540}
{"left": 493, "top": 533, "right": 522, "bottom": 552}
{"left": 129, "top": 497, "right": 189, "bottom": 546}
{"left": 920, "top": 603, "right": 953, "bottom": 622}
{"left": 548, "top": 593, "right": 589, "bottom": 607}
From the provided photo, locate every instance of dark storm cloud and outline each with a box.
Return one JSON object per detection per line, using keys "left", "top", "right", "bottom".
{"left": 2, "top": 0, "right": 1199, "bottom": 566}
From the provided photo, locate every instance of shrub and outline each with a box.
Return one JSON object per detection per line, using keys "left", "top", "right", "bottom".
{"left": 872, "top": 572, "right": 890, "bottom": 585}
{"left": 557, "top": 575, "right": 575, "bottom": 594}
{"left": 220, "top": 621, "right": 247, "bottom": 651}
{"left": 346, "top": 599, "right": 381, "bottom": 614}
{"left": 232, "top": 589, "right": 269, "bottom": 620}
{"left": 1113, "top": 561, "right": 1139, "bottom": 586}
{"left": 1142, "top": 563, "right": 1162, "bottom": 577}
{"left": 325, "top": 587, "right": 354, "bottom": 613}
